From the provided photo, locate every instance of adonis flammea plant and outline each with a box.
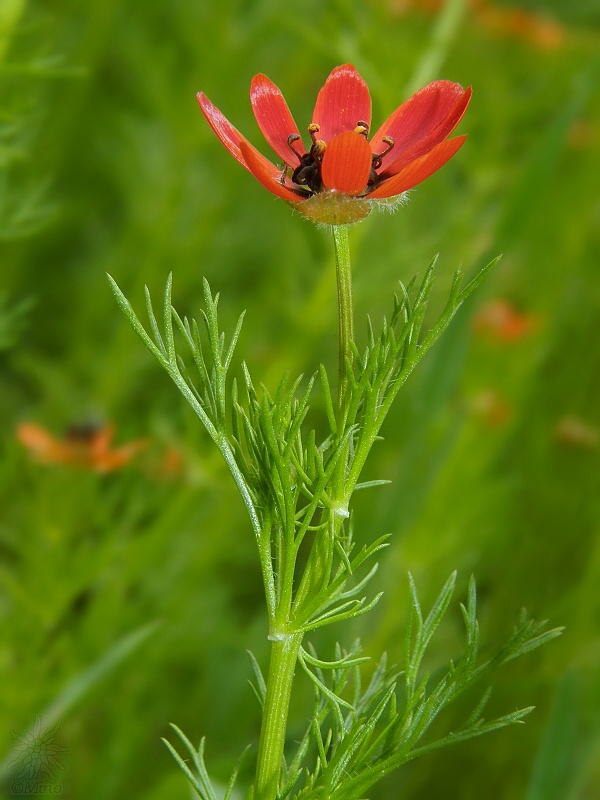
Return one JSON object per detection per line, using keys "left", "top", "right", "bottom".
{"left": 198, "top": 64, "right": 471, "bottom": 224}
{"left": 110, "top": 62, "right": 561, "bottom": 800}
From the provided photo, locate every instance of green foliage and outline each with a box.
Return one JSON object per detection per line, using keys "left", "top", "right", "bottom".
{"left": 525, "top": 674, "right": 588, "bottom": 800}
{"left": 162, "top": 726, "right": 249, "bottom": 800}
{"left": 0, "top": 2, "right": 64, "bottom": 242}
{"left": 287, "top": 574, "right": 561, "bottom": 800}
{"left": 164, "top": 574, "right": 562, "bottom": 800}
{"left": 0, "top": 292, "right": 32, "bottom": 351}
{"left": 108, "top": 250, "right": 561, "bottom": 798}
{"left": 0, "top": 622, "right": 158, "bottom": 789}
{"left": 110, "top": 254, "right": 496, "bottom": 639}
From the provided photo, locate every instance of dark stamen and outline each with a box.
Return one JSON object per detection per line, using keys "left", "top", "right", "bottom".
{"left": 287, "top": 133, "right": 304, "bottom": 163}
{"left": 307, "top": 123, "right": 320, "bottom": 145}
{"left": 379, "top": 135, "right": 395, "bottom": 156}
{"left": 311, "top": 140, "right": 326, "bottom": 163}
{"left": 371, "top": 135, "right": 395, "bottom": 170}
{"left": 354, "top": 120, "right": 369, "bottom": 137}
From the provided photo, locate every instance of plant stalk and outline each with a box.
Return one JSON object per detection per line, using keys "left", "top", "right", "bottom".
{"left": 332, "top": 224, "right": 354, "bottom": 413}
{"left": 254, "top": 631, "right": 304, "bottom": 800}
{"left": 254, "top": 226, "right": 355, "bottom": 800}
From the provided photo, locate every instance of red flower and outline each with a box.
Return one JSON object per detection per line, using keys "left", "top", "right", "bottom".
{"left": 197, "top": 64, "right": 471, "bottom": 224}
{"left": 16, "top": 421, "right": 147, "bottom": 473}
{"left": 474, "top": 300, "right": 540, "bottom": 342}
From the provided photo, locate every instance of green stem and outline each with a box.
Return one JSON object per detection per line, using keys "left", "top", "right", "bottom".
{"left": 254, "top": 631, "right": 304, "bottom": 800}
{"left": 254, "top": 227, "right": 355, "bottom": 800}
{"left": 332, "top": 224, "right": 354, "bottom": 413}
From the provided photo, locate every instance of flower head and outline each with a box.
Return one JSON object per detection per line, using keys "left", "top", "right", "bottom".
{"left": 197, "top": 64, "right": 471, "bottom": 224}
{"left": 16, "top": 421, "right": 147, "bottom": 473}
{"left": 474, "top": 299, "right": 540, "bottom": 342}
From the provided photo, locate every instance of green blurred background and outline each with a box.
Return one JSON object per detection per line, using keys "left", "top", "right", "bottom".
{"left": 1, "top": 0, "right": 599, "bottom": 797}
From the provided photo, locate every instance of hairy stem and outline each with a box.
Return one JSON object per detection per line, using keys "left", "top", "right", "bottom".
{"left": 332, "top": 224, "right": 354, "bottom": 413}
{"left": 255, "top": 226, "right": 355, "bottom": 800}
{"left": 254, "top": 631, "right": 304, "bottom": 800}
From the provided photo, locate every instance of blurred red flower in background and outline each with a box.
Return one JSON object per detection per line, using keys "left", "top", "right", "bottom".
{"left": 198, "top": 64, "right": 470, "bottom": 224}
{"left": 389, "top": 0, "right": 565, "bottom": 50}
{"left": 474, "top": 299, "right": 540, "bottom": 342}
{"left": 555, "top": 416, "right": 599, "bottom": 449}
{"left": 467, "top": 388, "right": 512, "bottom": 427}
{"left": 16, "top": 422, "right": 147, "bottom": 473}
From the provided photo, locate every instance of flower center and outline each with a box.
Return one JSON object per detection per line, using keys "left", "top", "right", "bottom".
{"left": 284, "top": 123, "right": 395, "bottom": 196}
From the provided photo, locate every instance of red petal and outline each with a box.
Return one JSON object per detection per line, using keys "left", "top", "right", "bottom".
{"left": 371, "top": 81, "right": 469, "bottom": 172}
{"left": 197, "top": 91, "right": 258, "bottom": 171}
{"left": 321, "top": 131, "right": 372, "bottom": 195}
{"left": 239, "top": 140, "right": 306, "bottom": 202}
{"left": 381, "top": 87, "right": 471, "bottom": 177}
{"left": 250, "top": 74, "right": 306, "bottom": 167}
{"left": 16, "top": 423, "right": 69, "bottom": 462}
{"left": 198, "top": 93, "right": 302, "bottom": 200}
{"left": 312, "top": 64, "right": 372, "bottom": 142}
{"left": 367, "top": 136, "right": 467, "bottom": 199}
